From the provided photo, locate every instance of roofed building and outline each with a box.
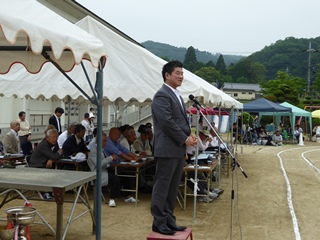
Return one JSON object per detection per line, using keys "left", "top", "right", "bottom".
{"left": 222, "top": 83, "right": 261, "bottom": 100}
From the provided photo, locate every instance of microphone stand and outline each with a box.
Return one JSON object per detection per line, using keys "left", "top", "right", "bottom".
{"left": 192, "top": 102, "right": 248, "bottom": 240}
{"left": 193, "top": 102, "right": 200, "bottom": 221}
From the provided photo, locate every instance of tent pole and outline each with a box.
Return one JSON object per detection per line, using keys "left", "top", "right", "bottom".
{"left": 94, "top": 57, "right": 105, "bottom": 240}
{"left": 41, "top": 51, "right": 97, "bottom": 104}
{"left": 81, "top": 62, "right": 98, "bottom": 101}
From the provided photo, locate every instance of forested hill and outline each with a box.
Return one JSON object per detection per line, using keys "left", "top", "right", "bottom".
{"left": 250, "top": 37, "right": 320, "bottom": 80}
{"left": 141, "top": 40, "right": 244, "bottom": 66}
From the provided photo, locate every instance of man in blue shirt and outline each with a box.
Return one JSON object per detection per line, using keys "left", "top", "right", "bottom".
{"left": 104, "top": 127, "right": 140, "bottom": 162}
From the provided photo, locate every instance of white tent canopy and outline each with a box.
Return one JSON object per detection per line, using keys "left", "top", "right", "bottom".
{"left": 76, "top": 16, "right": 242, "bottom": 109}
{"left": 0, "top": 1, "right": 105, "bottom": 73}
{"left": 0, "top": 1, "right": 106, "bottom": 239}
{"left": 1, "top": 15, "right": 242, "bottom": 109}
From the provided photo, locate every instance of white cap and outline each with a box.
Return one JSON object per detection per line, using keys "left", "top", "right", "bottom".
{"left": 89, "top": 113, "right": 95, "bottom": 118}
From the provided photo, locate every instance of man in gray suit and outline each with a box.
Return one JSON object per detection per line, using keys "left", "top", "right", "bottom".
{"left": 3, "top": 120, "right": 21, "bottom": 154}
{"left": 150, "top": 60, "right": 197, "bottom": 235}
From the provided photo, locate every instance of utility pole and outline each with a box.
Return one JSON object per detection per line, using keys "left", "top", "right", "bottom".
{"left": 305, "top": 42, "right": 318, "bottom": 96}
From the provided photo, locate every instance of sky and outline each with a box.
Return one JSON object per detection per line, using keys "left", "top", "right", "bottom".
{"left": 77, "top": 0, "right": 320, "bottom": 56}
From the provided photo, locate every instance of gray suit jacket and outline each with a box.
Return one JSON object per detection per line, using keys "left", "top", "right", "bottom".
{"left": 152, "top": 84, "right": 190, "bottom": 158}
{"left": 28, "top": 139, "right": 62, "bottom": 168}
{"left": 87, "top": 145, "right": 113, "bottom": 187}
{"left": 3, "top": 131, "right": 19, "bottom": 154}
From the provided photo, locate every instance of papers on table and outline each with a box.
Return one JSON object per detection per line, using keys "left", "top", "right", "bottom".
{"left": 187, "top": 165, "right": 210, "bottom": 169}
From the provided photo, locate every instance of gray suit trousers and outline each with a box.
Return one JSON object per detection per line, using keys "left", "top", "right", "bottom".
{"left": 150, "top": 157, "right": 184, "bottom": 228}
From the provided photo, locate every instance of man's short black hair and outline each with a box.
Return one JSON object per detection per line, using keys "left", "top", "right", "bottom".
{"left": 138, "top": 124, "right": 149, "bottom": 135}
{"left": 74, "top": 124, "right": 85, "bottom": 133}
{"left": 119, "top": 124, "right": 130, "bottom": 133}
{"left": 18, "top": 111, "right": 26, "bottom": 117}
{"left": 84, "top": 113, "right": 90, "bottom": 118}
{"left": 162, "top": 60, "right": 183, "bottom": 81}
{"left": 55, "top": 107, "right": 64, "bottom": 114}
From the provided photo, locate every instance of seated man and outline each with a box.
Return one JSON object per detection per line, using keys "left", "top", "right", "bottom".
{"left": 62, "top": 124, "right": 89, "bottom": 159}
{"left": 29, "top": 129, "right": 63, "bottom": 168}
{"left": 133, "top": 124, "right": 152, "bottom": 157}
{"left": 57, "top": 121, "right": 77, "bottom": 149}
{"left": 104, "top": 127, "right": 140, "bottom": 162}
{"left": 120, "top": 127, "right": 137, "bottom": 153}
{"left": 186, "top": 130, "right": 211, "bottom": 160}
{"left": 257, "top": 125, "right": 273, "bottom": 145}
{"left": 87, "top": 127, "right": 98, "bottom": 151}
{"left": 104, "top": 127, "right": 142, "bottom": 201}
{"left": 207, "top": 127, "right": 227, "bottom": 151}
{"left": 2, "top": 120, "right": 20, "bottom": 154}
{"left": 118, "top": 124, "right": 130, "bottom": 143}
{"left": 87, "top": 133, "right": 122, "bottom": 207}
{"left": 294, "top": 124, "right": 304, "bottom": 141}
{"left": 316, "top": 125, "right": 320, "bottom": 137}
{"left": 28, "top": 128, "right": 63, "bottom": 200}
{"left": 272, "top": 130, "right": 283, "bottom": 146}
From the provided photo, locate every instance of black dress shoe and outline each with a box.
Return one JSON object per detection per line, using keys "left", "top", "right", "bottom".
{"left": 152, "top": 225, "right": 175, "bottom": 235}
{"left": 167, "top": 223, "right": 187, "bottom": 231}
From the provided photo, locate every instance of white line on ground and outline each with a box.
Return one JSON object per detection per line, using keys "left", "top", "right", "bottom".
{"left": 277, "top": 148, "right": 302, "bottom": 240}
{"left": 301, "top": 149, "right": 320, "bottom": 175}
{"left": 276, "top": 146, "right": 320, "bottom": 240}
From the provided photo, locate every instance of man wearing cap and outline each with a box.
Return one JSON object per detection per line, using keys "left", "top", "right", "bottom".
{"left": 81, "top": 113, "right": 94, "bottom": 142}
{"left": 186, "top": 130, "right": 211, "bottom": 160}
{"left": 133, "top": 124, "right": 152, "bottom": 157}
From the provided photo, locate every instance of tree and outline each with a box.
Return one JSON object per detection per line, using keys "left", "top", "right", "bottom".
{"left": 260, "top": 71, "right": 304, "bottom": 105}
{"left": 205, "top": 60, "right": 215, "bottom": 67}
{"left": 160, "top": 56, "right": 170, "bottom": 62}
{"left": 183, "top": 46, "right": 198, "bottom": 72}
{"left": 216, "top": 54, "right": 227, "bottom": 75}
{"left": 228, "top": 57, "right": 266, "bottom": 83}
{"left": 311, "top": 63, "right": 320, "bottom": 99}
{"left": 194, "top": 66, "right": 224, "bottom": 88}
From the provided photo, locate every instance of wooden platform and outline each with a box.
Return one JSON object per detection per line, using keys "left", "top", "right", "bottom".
{"left": 146, "top": 228, "right": 193, "bottom": 240}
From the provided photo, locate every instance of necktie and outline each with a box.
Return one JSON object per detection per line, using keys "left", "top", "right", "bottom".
{"left": 58, "top": 118, "right": 61, "bottom": 133}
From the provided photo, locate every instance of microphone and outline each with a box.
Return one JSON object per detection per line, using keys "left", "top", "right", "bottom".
{"left": 189, "top": 94, "right": 203, "bottom": 108}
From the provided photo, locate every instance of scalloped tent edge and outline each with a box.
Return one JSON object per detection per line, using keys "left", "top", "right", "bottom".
{"left": 0, "top": 0, "right": 106, "bottom": 238}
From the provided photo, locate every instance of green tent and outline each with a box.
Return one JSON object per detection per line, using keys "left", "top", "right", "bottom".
{"left": 259, "top": 102, "right": 312, "bottom": 138}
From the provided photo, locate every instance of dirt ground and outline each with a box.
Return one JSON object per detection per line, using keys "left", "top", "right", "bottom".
{"left": 1, "top": 140, "right": 320, "bottom": 240}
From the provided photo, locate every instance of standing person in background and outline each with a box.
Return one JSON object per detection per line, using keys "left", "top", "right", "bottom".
{"left": 88, "top": 113, "right": 95, "bottom": 141}
{"left": 81, "top": 113, "right": 94, "bottom": 142}
{"left": 89, "top": 107, "right": 95, "bottom": 117}
{"left": 150, "top": 60, "right": 197, "bottom": 235}
{"left": 17, "top": 111, "right": 31, "bottom": 148}
{"left": 48, "top": 107, "right": 64, "bottom": 135}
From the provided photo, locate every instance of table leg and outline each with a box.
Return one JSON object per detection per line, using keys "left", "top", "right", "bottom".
{"left": 53, "top": 187, "right": 65, "bottom": 240}
{"left": 184, "top": 173, "right": 187, "bottom": 210}
{"left": 135, "top": 167, "right": 139, "bottom": 207}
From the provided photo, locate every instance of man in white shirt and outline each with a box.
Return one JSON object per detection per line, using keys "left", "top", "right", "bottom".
{"left": 272, "top": 131, "right": 283, "bottom": 146}
{"left": 57, "top": 122, "right": 78, "bottom": 148}
{"left": 186, "top": 131, "right": 211, "bottom": 159}
{"left": 17, "top": 111, "right": 31, "bottom": 148}
{"left": 81, "top": 113, "right": 94, "bottom": 142}
{"left": 120, "top": 128, "right": 137, "bottom": 153}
